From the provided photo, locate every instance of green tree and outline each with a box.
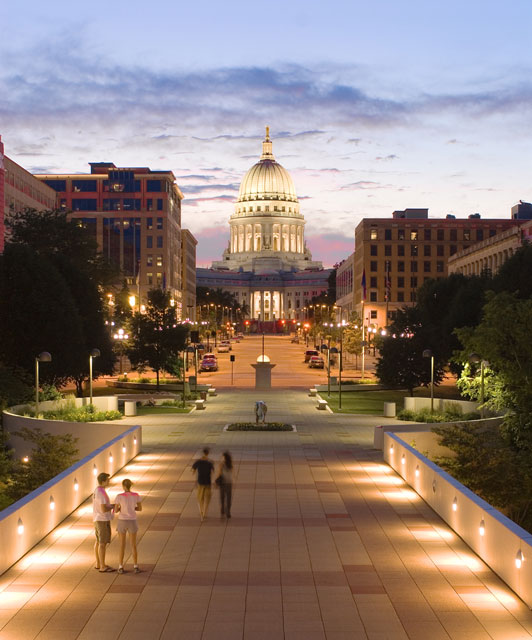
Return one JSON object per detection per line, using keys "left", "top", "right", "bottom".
{"left": 375, "top": 307, "right": 444, "bottom": 395}
{"left": 342, "top": 313, "right": 363, "bottom": 361}
{"left": 492, "top": 243, "right": 532, "bottom": 299}
{"left": 7, "top": 427, "right": 79, "bottom": 502}
{"left": 127, "top": 289, "right": 189, "bottom": 388}
{"left": 0, "top": 244, "right": 86, "bottom": 387}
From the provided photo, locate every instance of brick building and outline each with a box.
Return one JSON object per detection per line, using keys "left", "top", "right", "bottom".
{"left": 0, "top": 135, "right": 57, "bottom": 252}
{"left": 35, "top": 163, "right": 195, "bottom": 318}
{"left": 354, "top": 208, "right": 518, "bottom": 328}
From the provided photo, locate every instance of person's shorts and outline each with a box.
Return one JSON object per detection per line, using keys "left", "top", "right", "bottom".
{"left": 94, "top": 520, "right": 111, "bottom": 544}
{"left": 197, "top": 484, "right": 212, "bottom": 502}
{"left": 117, "top": 519, "right": 139, "bottom": 534}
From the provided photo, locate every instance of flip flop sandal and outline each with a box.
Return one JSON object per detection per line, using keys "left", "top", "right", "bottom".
{"left": 99, "top": 567, "right": 116, "bottom": 573}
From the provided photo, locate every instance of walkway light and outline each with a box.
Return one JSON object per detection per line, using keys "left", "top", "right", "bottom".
{"left": 479, "top": 519, "right": 485, "bottom": 536}
{"left": 49, "top": 496, "right": 55, "bottom": 511}
{"left": 35, "top": 351, "right": 52, "bottom": 417}
{"left": 122, "top": 443, "right": 126, "bottom": 453}
{"left": 415, "top": 465, "right": 420, "bottom": 478}
{"left": 401, "top": 454, "right": 406, "bottom": 465}
{"left": 74, "top": 478, "right": 79, "bottom": 492}
{"left": 109, "top": 452, "right": 113, "bottom": 463}
{"left": 17, "top": 518, "right": 24, "bottom": 535}
{"left": 452, "top": 497, "right": 458, "bottom": 512}
{"left": 516, "top": 550, "right": 524, "bottom": 569}
{"left": 93, "top": 464, "right": 97, "bottom": 477}
{"left": 89, "top": 349, "right": 100, "bottom": 406}
{"left": 389, "top": 443, "right": 394, "bottom": 453}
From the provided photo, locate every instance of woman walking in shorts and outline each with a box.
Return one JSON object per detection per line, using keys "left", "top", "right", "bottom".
{"left": 217, "top": 451, "right": 233, "bottom": 519}
{"left": 114, "top": 479, "right": 142, "bottom": 574}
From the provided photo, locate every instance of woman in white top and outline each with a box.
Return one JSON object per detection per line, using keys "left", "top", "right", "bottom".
{"left": 114, "top": 478, "right": 142, "bottom": 574}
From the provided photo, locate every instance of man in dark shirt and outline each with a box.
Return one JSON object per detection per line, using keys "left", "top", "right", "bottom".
{"left": 192, "top": 447, "right": 214, "bottom": 520}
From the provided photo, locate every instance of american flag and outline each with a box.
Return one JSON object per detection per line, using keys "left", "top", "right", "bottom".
{"left": 361, "top": 269, "right": 367, "bottom": 301}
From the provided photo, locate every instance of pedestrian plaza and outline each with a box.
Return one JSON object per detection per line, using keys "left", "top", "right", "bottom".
{"left": 1, "top": 339, "right": 532, "bottom": 639}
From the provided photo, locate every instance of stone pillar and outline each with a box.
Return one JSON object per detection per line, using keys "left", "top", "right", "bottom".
{"left": 260, "top": 291, "right": 265, "bottom": 321}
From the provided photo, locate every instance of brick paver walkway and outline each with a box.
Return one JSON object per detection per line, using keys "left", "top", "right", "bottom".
{"left": 1, "top": 389, "right": 532, "bottom": 639}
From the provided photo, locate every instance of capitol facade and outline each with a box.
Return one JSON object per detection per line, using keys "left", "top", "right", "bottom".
{"left": 197, "top": 129, "right": 332, "bottom": 323}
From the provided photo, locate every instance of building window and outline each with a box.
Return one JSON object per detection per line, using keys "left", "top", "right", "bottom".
{"left": 147, "top": 180, "right": 162, "bottom": 192}
{"left": 424, "top": 245, "right": 431, "bottom": 257}
{"left": 157, "top": 199, "right": 163, "bottom": 211}
{"left": 437, "top": 229, "right": 444, "bottom": 241}
{"left": 156, "top": 256, "right": 163, "bottom": 267}
{"left": 424, "top": 229, "right": 431, "bottom": 241}
{"left": 464, "top": 230, "right": 471, "bottom": 241}
{"left": 370, "top": 292, "right": 377, "bottom": 302}
{"left": 157, "top": 217, "right": 163, "bottom": 230}
{"left": 450, "top": 245, "right": 457, "bottom": 255}
{"left": 156, "top": 236, "right": 163, "bottom": 248}
{"left": 476, "top": 229, "right": 484, "bottom": 241}
{"left": 424, "top": 261, "right": 431, "bottom": 273}
{"left": 410, "top": 277, "right": 418, "bottom": 288}
{"left": 397, "top": 245, "right": 405, "bottom": 256}
{"left": 384, "top": 229, "right": 392, "bottom": 240}
{"left": 410, "top": 291, "right": 417, "bottom": 302}
{"left": 398, "top": 261, "right": 405, "bottom": 272}
{"left": 370, "top": 228, "right": 378, "bottom": 240}
{"left": 489, "top": 228, "right": 496, "bottom": 237}
{"left": 370, "top": 261, "right": 377, "bottom": 272}
{"left": 384, "top": 245, "right": 391, "bottom": 256}
{"left": 147, "top": 272, "right": 153, "bottom": 285}
{"left": 436, "top": 261, "right": 444, "bottom": 272}
{"left": 370, "top": 245, "right": 378, "bottom": 256}
{"left": 411, "top": 261, "right": 418, "bottom": 272}
{"left": 450, "top": 229, "right": 457, "bottom": 241}
{"left": 147, "top": 236, "right": 153, "bottom": 248}
{"left": 397, "top": 291, "right": 404, "bottom": 302}
{"left": 370, "top": 310, "right": 377, "bottom": 319}
{"left": 147, "top": 255, "right": 153, "bottom": 267}
{"left": 146, "top": 217, "right": 153, "bottom": 230}
{"left": 398, "top": 229, "right": 405, "bottom": 240}
{"left": 437, "top": 245, "right": 444, "bottom": 256}
{"left": 397, "top": 277, "right": 404, "bottom": 288}
{"left": 370, "top": 277, "right": 377, "bottom": 288}
{"left": 410, "top": 230, "right": 418, "bottom": 240}
{"left": 411, "top": 245, "right": 418, "bottom": 256}
{"left": 147, "top": 199, "right": 153, "bottom": 211}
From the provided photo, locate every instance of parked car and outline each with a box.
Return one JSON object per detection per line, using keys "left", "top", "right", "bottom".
{"left": 308, "top": 355, "right": 325, "bottom": 369}
{"left": 304, "top": 349, "right": 319, "bottom": 363}
{"left": 202, "top": 353, "right": 217, "bottom": 361}
{"left": 217, "top": 343, "right": 230, "bottom": 353}
{"left": 220, "top": 340, "right": 232, "bottom": 351}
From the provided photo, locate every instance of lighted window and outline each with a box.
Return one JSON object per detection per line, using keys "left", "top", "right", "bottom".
{"left": 147, "top": 272, "right": 153, "bottom": 285}
{"left": 146, "top": 217, "right": 153, "bottom": 230}
{"left": 463, "top": 230, "right": 471, "bottom": 241}
{"left": 147, "top": 255, "right": 153, "bottom": 267}
{"left": 370, "top": 229, "right": 378, "bottom": 240}
{"left": 156, "top": 256, "right": 163, "bottom": 267}
{"left": 410, "top": 230, "right": 418, "bottom": 240}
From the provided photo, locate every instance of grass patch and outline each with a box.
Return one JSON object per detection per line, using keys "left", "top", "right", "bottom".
{"left": 227, "top": 422, "right": 293, "bottom": 431}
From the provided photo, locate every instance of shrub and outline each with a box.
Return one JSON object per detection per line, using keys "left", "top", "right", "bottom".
{"left": 397, "top": 407, "right": 480, "bottom": 423}
{"left": 41, "top": 400, "right": 122, "bottom": 422}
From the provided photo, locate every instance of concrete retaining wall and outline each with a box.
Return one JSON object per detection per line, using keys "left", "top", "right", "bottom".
{"left": 384, "top": 431, "right": 532, "bottom": 608}
{"left": 404, "top": 397, "right": 478, "bottom": 413}
{"left": 0, "top": 424, "right": 141, "bottom": 576}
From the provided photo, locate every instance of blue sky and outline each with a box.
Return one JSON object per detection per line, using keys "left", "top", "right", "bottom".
{"left": 1, "top": 1, "right": 531, "bottom": 266}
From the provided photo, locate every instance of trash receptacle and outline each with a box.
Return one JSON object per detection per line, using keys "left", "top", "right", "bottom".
{"left": 383, "top": 402, "right": 396, "bottom": 418}
{"left": 124, "top": 401, "right": 137, "bottom": 416}
{"left": 200, "top": 391, "right": 207, "bottom": 401}
{"left": 189, "top": 375, "right": 197, "bottom": 389}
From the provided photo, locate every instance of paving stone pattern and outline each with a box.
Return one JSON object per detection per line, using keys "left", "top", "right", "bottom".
{"left": 1, "top": 389, "right": 532, "bottom": 639}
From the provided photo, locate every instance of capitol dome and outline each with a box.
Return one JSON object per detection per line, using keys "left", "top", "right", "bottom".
{"left": 237, "top": 128, "right": 298, "bottom": 204}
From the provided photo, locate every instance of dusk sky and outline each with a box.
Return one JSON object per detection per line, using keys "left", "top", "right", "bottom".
{"left": 1, "top": 1, "right": 531, "bottom": 267}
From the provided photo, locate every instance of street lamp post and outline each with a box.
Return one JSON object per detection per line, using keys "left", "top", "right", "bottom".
{"left": 35, "top": 352, "right": 52, "bottom": 417}
{"left": 469, "top": 353, "right": 487, "bottom": 417}
{"left": 89, "top": 349, "right": 101, "bottom": 406}
{"left": 113, "top": 328, "right": 129, "bottom": 374}
{"left": 423, "top": 349, "right": 434, "bottom": 413}
{"left": 337, "top": 321, "right": 346, "bottom": 409}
